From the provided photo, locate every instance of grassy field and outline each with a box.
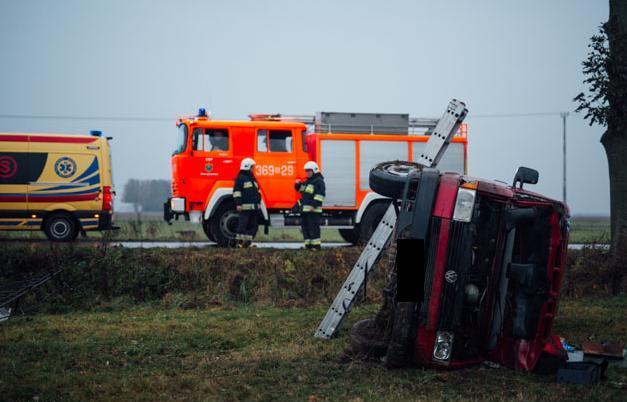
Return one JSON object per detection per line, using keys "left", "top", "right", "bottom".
{"left": 0, "top": 213, "right": 609, "bottom": 244}
{"left": 1, "top": 297, "right": 625, "bottom": 402}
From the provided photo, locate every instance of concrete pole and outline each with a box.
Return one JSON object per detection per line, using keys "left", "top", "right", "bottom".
{"left": 560, "top": 112, "right": 569, "bottom": 204}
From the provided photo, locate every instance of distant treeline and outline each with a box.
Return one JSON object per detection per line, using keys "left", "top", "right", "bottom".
{"left": 122, "top": 179, "right": 171, "bottom": 212}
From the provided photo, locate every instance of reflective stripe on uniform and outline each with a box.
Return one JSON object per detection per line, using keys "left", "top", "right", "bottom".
{"left": 314, "top": 207, "right": 323, "bottom": 213}
{"left": 236, "top": 234, "right": 253, "bottom": 240}
{"left": 313, "top": 194, "right": 325, "bottom": 202}
{"left": 303, "top": 239, "right": 311, "bottom": 245}
{"left": 310, "top": 239, "right": 321, "bottom": 245}
{"left": 241, "top": 203, "right": 256, "bottom": 210}
{"left": 243, "top": 181, "right": 253, "bottom": 188}
{"left": 302, "top": 205, "right": 314, "bottom": 212}
{"left": 233, "top": 191, "right": 242, "bottom": 198}
{"left": 305, "top": 184, "right": 314, "bottom": 194}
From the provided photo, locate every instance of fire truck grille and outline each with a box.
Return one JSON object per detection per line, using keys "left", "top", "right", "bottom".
{"left": 420, "top": 216, "right": 441, "bottom": 321}
{"left": 437, "top": 220, "right": 472, "bottom": 330}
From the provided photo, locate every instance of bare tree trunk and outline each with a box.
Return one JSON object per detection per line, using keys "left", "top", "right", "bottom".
{"left": 601, "top": 131, "right": 627, "bottom": 252}
{"left": 605, "top": 1, "right": 627, "bottom": 273}
{"left": 601, "top": 131, "right": 627, "bottom": 294}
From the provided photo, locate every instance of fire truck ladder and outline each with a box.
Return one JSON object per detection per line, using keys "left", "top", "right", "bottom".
{"left": 314, "top": 99, "right": 468, "bottom": 339}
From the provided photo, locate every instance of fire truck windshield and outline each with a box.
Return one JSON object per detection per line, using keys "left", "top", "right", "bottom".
{"left": 173, "top": 124, "right": 188, "bottom": 155}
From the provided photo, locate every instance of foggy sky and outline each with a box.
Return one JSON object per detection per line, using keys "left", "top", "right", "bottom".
{"left": 0, "top": 0, "right": 610, "bottom": 214}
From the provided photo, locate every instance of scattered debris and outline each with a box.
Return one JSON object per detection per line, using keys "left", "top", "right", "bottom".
{"left": 561, "top": 338, "right": 576, "bottom": 353}
{"left": 582, "top": 342, "right": 624, "bottom": 359}
{"left": 0, "top": 307, "right": 11, "bottom": 322}
{"left": 557, "top": 360, "right": 608, "bottom": 385}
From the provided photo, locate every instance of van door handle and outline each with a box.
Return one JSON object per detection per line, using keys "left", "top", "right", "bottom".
{"left": 287, "top": 161, "right": 296, "bottom": 164}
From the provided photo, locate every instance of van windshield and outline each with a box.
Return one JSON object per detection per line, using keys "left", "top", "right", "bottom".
{"left": 173, "top": 124, "right": 188, "bottom": 155}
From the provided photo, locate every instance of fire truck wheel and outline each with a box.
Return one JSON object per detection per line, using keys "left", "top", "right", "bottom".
{"left": 43, "top": 212, "right": 79, "bottom": 242}
{"left": 338, "top": 228, "right": 360, "bottom": 244}
{"left": 209, "top": 203, "right": 258, "bottom": 247}
{"left": 202, "top": 220, "right": 216, "bottom": 242}
{"left": 385, "top": 302, "right": 417, "bottom": 369}
{"left": 369, "top": 161, "right": 422, "bottom": 199}
{"left": 359, "top": 202, "right": 391, "bottom": 242}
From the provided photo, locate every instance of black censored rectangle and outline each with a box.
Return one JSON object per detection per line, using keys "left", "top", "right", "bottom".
{"left": 396, "top": 238, "right": 425, "bottom": 302}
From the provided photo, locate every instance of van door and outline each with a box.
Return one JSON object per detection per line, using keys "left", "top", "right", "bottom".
{"left": 253, "top": 128, "right": 298, "bottom": 208}
{"left": 0, "top": 134, "right": 31, "bottom": 228}
{"left": 27, "top": 139, "right": 101, "bottom": 215}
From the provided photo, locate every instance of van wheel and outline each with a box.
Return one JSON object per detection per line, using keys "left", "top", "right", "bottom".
{"left": 369, "top": 161, "right": 422, "bottom": 199}
{"left": 338, "top": 228, "right": 360, "bottom": 245}
{"left": 209, "top": 203, "right": 259, "bottom": 247}
{"left": 44, "top": 212, "right": 79, "bottom": 242}
{"left": 359, "top": 202, "right": 391, "bottom": 242}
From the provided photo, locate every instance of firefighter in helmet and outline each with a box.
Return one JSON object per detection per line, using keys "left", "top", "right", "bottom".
{"left": 295, "top": 161, "right": 326, "bottom": 249}
{"left": 233, "top": 157, "right": 261, "bottom": 247}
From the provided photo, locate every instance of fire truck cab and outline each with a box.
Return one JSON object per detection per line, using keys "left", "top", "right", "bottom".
{"left": 165, "top": 109, "right": 468, "bottom": 246}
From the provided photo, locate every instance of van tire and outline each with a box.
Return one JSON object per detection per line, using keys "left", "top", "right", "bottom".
{"left": 338, "top": 228, "right": 360, "bottom": 245}
{"left": 358, "top": 202, "right": 391, "bottom": 242}
{"left": 369, "top": 161, "right": 422, "bottom": 199}
{"left": 44, "top": 212, "right": 79, "bottom": 242}
{"left": 209, "top": 202, "right": 258, "bottom": 247}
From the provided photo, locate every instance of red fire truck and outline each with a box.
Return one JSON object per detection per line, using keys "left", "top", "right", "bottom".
{"left": 164, "top": 109, "right": 468, "bottom": 245}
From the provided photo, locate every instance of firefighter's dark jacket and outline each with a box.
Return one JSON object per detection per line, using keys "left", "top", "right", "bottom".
{"left": 295, "top": 173, "right": 326, "bottom": 213}
{"left": 233, "top": 170, "right": 261, "bottom": 210}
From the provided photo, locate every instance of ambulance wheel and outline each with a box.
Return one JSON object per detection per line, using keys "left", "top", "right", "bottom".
{"left": 338, "top": 228, "right": 360, "bottom": 245}
{"left": 44, "top": 212, "right": 79, "bottom": 242}
{"left": 202, "top": 220, "right": 216, "bottom": 242}
{"left": 359, "top": 202, "right": 391, "bottom": 242}
{"left": 369, "top": 161, "right": 422, "bottom": 199}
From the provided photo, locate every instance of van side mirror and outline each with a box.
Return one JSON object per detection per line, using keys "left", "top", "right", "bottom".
{"left": 512, "top": 167, "right": 539, "bottom": 189}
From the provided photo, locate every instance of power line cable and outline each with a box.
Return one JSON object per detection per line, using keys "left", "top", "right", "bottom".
{"left": 0, "top": 114, "right": 172, "bottom": 122}
{"left": 0, "top": 110, "right": 578, "bottom": 123}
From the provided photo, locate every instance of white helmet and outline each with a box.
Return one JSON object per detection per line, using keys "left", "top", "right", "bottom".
{"left": 240, "top": 157, "right": 255, "bottom": 171}
{"left": 304, "top": 161, "right": 319, "bottom": 174}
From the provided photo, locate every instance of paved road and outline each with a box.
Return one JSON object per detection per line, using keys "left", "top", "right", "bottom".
{"left": 111, "top": 241, "right": 604, "bottom": 250}
{"left": 0, "top": 239, "right": 607, "bottom": 250}
{"left": 113, "top": 241, "right": 351, "bottom": 249}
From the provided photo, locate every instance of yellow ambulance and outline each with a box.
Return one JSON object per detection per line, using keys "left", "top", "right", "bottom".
{"left": 0, "top": 131, "right": 116, "bottom": 241}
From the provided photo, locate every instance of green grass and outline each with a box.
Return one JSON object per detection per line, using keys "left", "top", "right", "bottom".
{"left": 1, "top": 297, "right": 625, "bottom": 402}
{"left": 0, "top": 214, "right": 609, "bottom": 244}
{"left": 568, "top": 217, "right": 611, "bottom": 244}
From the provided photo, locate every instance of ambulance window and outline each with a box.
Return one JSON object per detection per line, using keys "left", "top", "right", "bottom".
{"left": 268, "top": 130, "right": 292, "bottom": 152}
{"left": 257, "top": 129, "right": 268, "bottom": 152}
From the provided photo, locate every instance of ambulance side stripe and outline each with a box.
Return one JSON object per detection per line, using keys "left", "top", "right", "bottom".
{"left": 0, "top": 135, "right": 97, "bottom": 143}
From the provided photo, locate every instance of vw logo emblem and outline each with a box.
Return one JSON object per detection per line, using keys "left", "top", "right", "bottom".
{"left": 54, "top": 157, "right": 77, "bottom": 178}
{"left": 445, "top": 270, "right": 457, "bottom": 284}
